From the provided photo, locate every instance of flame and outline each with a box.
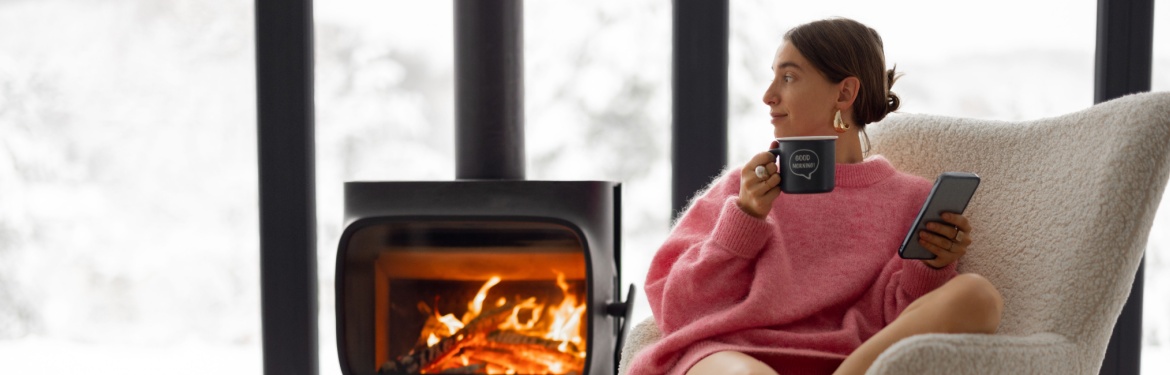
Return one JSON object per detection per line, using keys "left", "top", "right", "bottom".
{"left": 502, "top": 297, "right": 543, "bottom": 331}
{"left": 437, "top": 314, "right": 464, "bottom": 335}
{"left": 412, "top": 272, "right": 587, "bottom": 374}
{"left": 545, "top": 273, "right": 586, "bottom": 355}
{"left": 467, "top": 276, "right": 502, "bottom": 319}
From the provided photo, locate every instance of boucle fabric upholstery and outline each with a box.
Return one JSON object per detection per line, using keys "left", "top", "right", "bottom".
{"left": 618, "top": 92, "right": 1170, "bottom": 374}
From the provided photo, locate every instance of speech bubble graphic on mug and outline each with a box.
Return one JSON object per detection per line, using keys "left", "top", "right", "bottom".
{"left": 788, "top": 149, "right": 820, "bottom": 180}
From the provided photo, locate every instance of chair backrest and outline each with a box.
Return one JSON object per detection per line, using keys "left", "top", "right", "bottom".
{"left": 867, "top": 92, "right": 1170, "bottom": 363}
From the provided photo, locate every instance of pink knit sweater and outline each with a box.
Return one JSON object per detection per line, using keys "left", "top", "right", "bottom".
{"left": 626, "top": 156, "right": 957, "bottom": 375}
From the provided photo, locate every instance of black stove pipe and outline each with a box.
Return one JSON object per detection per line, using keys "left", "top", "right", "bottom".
{"left": 451, "top": 3, "right": 635, "bottom": 373}
{"left": 455, "top": 0, "right": 525, "bottom": 180}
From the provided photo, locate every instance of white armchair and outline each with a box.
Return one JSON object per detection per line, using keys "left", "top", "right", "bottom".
{"left": 618, "top": 92, "right": 1170, "bottom": 374}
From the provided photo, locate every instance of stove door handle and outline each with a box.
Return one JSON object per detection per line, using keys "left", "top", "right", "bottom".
{"left": 606, "top": 284, "right": 637, "bottom": 355}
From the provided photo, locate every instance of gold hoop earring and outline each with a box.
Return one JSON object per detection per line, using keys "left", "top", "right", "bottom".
{"left": 833, "top": 110, "right": 850, "bottom": 133}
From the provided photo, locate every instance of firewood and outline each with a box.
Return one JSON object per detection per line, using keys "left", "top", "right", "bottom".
{"left": 437, "top": 363, "right": 486, "bottom": 374}
{"left": 426, "top": 333, "right": 584, "bottom": 374}
{"left": 381, "top": 303, "right": 515, "bottom": 374}
{"left": 486, "top": 330, "right": 582, "bottom": 354}
{"left": 453, "top": 347, "right": 545, "bottom": 374}
{"left": 452, "top": 345, "right": 584, "bottom": 374}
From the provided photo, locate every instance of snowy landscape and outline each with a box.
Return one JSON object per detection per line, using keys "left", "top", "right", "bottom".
{"left": 0, "top": 0, "right": 1168, "bottom": 373}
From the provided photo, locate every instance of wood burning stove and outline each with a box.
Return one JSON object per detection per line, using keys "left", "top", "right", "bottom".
{"left": 335, "top": 2, "right": 632, "bottom": 373}
{"left": 336, "top": 181, "right": 632, "bottom": 374}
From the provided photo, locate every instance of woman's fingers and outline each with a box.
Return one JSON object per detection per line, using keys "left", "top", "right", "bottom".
{"left": 747, "top": 166, "right": 780, "bottom": 198}
{"left": 925, "top": 222, "right": 959, "bottom": 242}
{"left": 918, "top": 236, "right": 957, "bottom": 269}
{"left": 761, "top": 172, "right": 781, "bottom": 195}
{"left": 740, "top": 153, "right": 772, "bottom": 184}
{"left": 918, "top": 230, "right": 954, "bottom": 253}
{"left": 942, "top": 213, "right": 973, "bottom": 234}
{"left": 933, "top": 223, "right": 973, "bottom": 247}
{"left": 921, "top": 255, "right": 951, "bottom": 269}
{"left": 751, "top": 149, "right": 778, "bottom": 168}
{"left": 919, "top": 215, "right": 973, "bottom": 269}
{"left": 737, "top": 151, "right": 781, "bottom": 218}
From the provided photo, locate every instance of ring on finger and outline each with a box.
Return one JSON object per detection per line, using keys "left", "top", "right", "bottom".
{"left": 754, "top": 165, "right": 768, "bottom": 180}
{"left": 955, "top": 230, "right": 964, "bottom": 243}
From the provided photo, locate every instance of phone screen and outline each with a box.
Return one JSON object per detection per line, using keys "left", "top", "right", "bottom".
{"left": 898, "top": 172, "right": 981, "bottom": 260}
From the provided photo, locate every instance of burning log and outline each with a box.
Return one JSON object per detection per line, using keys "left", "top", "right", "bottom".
{"left": 426, "top": 331, "right": 585, "bottom": 374}
{"left": 437, "top": 364, "right": 486, "bottom": 374}
{"left": 486, "top": 330, "right": 582, "bottom": 355}
{"left": 380, "top": 303, "right": 515, "bottom": 374}
{"left": 482, "top": 337, "right": 585, "bottom": 373}
{"left": 452, "top": 345, "right": 583, "bottom": 375}
{"left": 452, "top": 347, "right": 544, "bottom": 374}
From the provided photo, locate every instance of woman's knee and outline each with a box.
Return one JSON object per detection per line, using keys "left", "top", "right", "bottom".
{"left": 941, "top": 273, "right": 1004, "bottom": 333}
{"left": 687, "top": 351, "right": 779, "bottom": 375}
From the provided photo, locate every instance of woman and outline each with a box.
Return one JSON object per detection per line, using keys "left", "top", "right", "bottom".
{"left": 626, "top": 18, "right": 1004, "bottom": 375}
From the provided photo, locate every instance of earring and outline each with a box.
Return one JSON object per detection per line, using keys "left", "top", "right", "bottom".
{"left": 833, "top": 110, "right": 850, "bottom": 133}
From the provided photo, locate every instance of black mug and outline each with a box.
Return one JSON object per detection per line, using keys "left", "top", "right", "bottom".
{"left": 767, "top": 136, "right": 836, "bottom": 194}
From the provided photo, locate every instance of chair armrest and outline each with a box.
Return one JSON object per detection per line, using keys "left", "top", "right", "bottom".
{"left": 618, "top": 318, "right": 662, "bottom": 375}
{"left": 867, "top": 333, "right": 1080, "bottom": 375}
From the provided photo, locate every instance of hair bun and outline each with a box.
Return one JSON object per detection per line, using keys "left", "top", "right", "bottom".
{"left": 886, "top": 67, "right": 901, "bottom": 113}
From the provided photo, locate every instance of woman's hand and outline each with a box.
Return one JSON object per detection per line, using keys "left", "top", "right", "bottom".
{"left": 918, "top": 212, "right": 973, "bottom": 269}
{"left": 737, "top": 141, "right": 782, "bottom": 219}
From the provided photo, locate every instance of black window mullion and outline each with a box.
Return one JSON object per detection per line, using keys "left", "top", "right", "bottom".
{"left": 255, "top": 0, "right": 318, "bottom": 373}
{"left": 1095, "top": 0, "right": 1154, "bottom": 374}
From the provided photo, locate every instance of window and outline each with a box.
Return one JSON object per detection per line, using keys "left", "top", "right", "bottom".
{"left": 523, "top": 0, "right": 672, "bottom": 329}
{"left": 730, "top": 0, "right": 1096, "bottom": 163}
{"left": 3, "top": 1, "right": 1158, "bottom": 373}
{"left": 314, "top": 1, "right": 455, "bottom": 374}
{"left": 0, "top": 0, "right": 260, "bottom": 373}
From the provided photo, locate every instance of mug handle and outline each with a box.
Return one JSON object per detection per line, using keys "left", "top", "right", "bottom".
{"left": 768, "top": 148, "right": 783, "bottom": 173}
{"left": 767, "top": 139, "right": 783, "bottom": 160}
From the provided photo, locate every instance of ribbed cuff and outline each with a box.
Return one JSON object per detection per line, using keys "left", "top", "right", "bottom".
{"left": 902, "top": 260, "right": 958, "bottom": 297}
{"left": 709, "top": 197, "right": 773, "bottom": 259}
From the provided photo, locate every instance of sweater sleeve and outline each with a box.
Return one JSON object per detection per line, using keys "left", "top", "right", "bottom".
{"left": 883, "top": 258, "right": 958, "bottom": 323}
{"left": 644, "top": 172, "right": 776, "bottom": 334}
{"left": 879, "top": 171, "right": 959, "bottom": 322}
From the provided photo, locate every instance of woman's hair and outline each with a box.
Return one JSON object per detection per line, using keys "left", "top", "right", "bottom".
{"left": 784, "top": 18, "right": 900, "bottom": 127}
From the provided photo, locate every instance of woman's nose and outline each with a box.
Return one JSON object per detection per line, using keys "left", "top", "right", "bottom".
{"left": 762, "top": 88, "right": 778, "bottom": 106}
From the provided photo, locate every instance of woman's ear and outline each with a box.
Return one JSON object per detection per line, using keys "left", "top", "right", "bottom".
{"left": 836, "top": 76, "right": 860, "bottom": 108}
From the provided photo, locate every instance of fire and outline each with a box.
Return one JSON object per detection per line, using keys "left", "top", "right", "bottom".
{"left": 547, "top": 274, "right": 586, "bottom": 355}
{"left": 405, "top": 272, "right": 587, "bottom": 374}
{"left": 438, "top": 314, "right": 465, "bottom": 334}
{"left": 466, "top": 276, "right": 502, "bottom": 319}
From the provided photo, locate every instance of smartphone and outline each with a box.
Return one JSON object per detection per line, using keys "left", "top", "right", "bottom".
{"left": 898, "top": 172, "right": 981, "bottom": 260}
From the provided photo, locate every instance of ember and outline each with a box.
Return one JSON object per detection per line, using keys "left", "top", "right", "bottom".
{"left": 380, "top": 273, "right": 587, "bottom": 374}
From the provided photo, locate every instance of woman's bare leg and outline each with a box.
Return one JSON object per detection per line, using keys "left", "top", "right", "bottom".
{"left": 687, "top": 351, "right": 780, "bottom": 375}
{"left": 833, "top": 273, "right": 1004, "bottom": 375}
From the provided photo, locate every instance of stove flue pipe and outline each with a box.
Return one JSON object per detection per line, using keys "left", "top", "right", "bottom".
{"left": 455, "top": 0, "right": 525, "bottom": 180}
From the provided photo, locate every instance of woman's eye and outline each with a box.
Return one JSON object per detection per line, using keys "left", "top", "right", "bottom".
{"left": 783, "top": 74, "right": 794, "bottom": 83}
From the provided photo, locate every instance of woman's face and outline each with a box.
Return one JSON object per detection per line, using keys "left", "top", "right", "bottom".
{"left": 762, "top": 42, "right": 841, "bottom": 138}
